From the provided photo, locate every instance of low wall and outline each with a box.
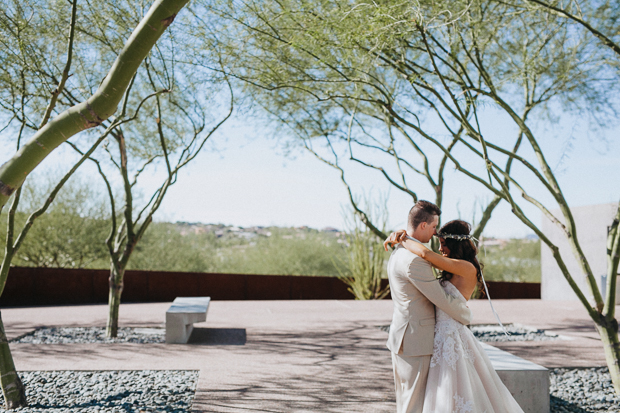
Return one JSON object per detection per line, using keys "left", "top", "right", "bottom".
{"left": 0, "top": 267, "right": 540, "bottom": 306}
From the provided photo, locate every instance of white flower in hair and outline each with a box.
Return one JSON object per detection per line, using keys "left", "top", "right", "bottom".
{"left": 436, "top": 232, "right": 474, "bottom": 241}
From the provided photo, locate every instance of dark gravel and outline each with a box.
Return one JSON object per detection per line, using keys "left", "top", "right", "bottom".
{"left": 11, "top": 327, "right": 165, "bottom": 344}
{"left": 469, "top": 323, "right": 559, "bottom": 342}
{"left": 0, "top": 370, "right": 198, "bottom": 413}
{"left": 379, "top": 323, "right": 559, "bottom": 342}
{"left": 9, "top": 327, "right": 620, "bottom": 412}
{"left": 551, "top": 367, "right": 620, "bottom": 413}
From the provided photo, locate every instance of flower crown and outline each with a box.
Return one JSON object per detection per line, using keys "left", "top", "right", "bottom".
{"left": 436, "top": 232, "right": 476, "bottom": 242}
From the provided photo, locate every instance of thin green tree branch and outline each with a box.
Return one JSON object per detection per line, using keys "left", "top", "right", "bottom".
{"left": 0, "top": 0, "right": 189, "bottom": 212}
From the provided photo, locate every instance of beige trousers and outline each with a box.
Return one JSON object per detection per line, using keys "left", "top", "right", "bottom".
{"left": 391, "top": 352, "right": 431, "bottom": 413}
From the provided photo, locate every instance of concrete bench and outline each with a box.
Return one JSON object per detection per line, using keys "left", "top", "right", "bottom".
{"left": 165, "top": 297, "right": 211, "bottom": 344}
{"left": 481, "top": 342, "right": 549, "bottom": 413}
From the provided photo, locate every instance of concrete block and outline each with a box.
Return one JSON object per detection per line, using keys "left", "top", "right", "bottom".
{"left": 166, "top": 297, "right": 211, "bottom": 344}
{"left": 482, "top": 342, "right": 549, "bottom": 413}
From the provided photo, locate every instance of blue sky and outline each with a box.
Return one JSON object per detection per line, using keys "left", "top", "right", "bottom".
{"left": 2, "top": 107, "right": 619, "bottom": 239}
{"left": 137, "top": 113, "right": 620, "bottom": 238}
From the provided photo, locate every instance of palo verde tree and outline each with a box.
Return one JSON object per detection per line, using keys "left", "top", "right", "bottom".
{"left": 0, "top": 0, "right": 189, "bottom": 211}
{"left": 211, "top": 0, "right": 620, "bottom": 391}
{"left": 0, "top": 0, "right": 190, "bottom": 407}
{"left": 71, "top": 11, "right": 234, "bottom": 337}
{"left": 344, "top": 0, "right": 620, "bottom": 392}
{"left": 520, "top": 0, "right": 620, "bottom": 63}
{"left": 206, "top": 0, "right": 476, "bottom": 240}
{"left": 208, "top": 0, "right": 599, "bottom": 240}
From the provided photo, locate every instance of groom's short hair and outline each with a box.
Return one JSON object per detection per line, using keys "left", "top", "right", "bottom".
{"left": 408, "top": 200, "right": 441, "bottom": 230}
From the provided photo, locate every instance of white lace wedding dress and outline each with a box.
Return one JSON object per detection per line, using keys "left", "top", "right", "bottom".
{"left": 422, "top": 282, "right": 524, "bottom": 413}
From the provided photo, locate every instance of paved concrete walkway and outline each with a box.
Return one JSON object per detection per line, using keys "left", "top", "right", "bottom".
{"left": 1, "top": 299, "right": 616, "bottom": 412}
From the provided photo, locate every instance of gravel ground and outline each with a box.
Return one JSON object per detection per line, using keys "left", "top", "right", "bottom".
{"left": 551, "top": 368, "right": 620, "bottom": 413}
{"left": 379, "top": 323, "right": 559, "bottom": 342}
{"left": 2, "top": 369, "right": 616, "bottom": 413}
{"left": 21, "top": 325, "right": 556, "bottom": 345}
{"left": 11, "top": 327, "right": 165, "bottom": 344}
{"left": 9, "top": 327, "right": 620, "bottom": 412}
{"left": 469, "top": 323, "right": 559, "bottom": 342}
{"left": 0, "top": 370, "right": 198, "bottom": 413}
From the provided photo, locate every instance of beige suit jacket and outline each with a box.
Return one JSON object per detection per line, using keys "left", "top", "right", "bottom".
{"left": 386, "top": 243, "right": 473, "bottom": 356}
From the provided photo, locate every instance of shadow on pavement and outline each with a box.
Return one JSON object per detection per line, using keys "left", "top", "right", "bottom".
{"left": 192, "top": 323, "right": 395, "bottom": 413}
{"left": 187, "top": 328, "right": 246, "bottom": 345}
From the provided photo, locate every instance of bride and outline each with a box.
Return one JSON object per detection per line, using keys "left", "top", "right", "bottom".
{"left": 384, "top": 219, "right": 524, "bottom": 413}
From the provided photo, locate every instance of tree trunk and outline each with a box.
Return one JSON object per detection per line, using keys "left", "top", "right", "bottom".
{"left": 0, "top": 313, "right": 26, "bottom": 409}
{"left": 0, "top": 244, "right": 27, "bottom": 407}
{"left": 596, "top": 318, "right": 620, "bottom": 393}
{"left": 106, "top": 266, "right": 125, "bottom": 338}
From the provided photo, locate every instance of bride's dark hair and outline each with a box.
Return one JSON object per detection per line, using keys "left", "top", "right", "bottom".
{"left": 437, "top": 220, "right": 484, "bottom": 294}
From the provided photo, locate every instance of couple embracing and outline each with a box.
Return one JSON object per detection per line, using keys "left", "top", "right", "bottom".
{"left": 383, "top": 200, "right": 523, "bottom": 413}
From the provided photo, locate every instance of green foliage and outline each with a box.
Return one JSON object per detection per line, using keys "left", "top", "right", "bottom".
{"left": 479, "top": 239, "right": 541, "bottom": 283}
{"left": 1, "top": 171, "right": 540, "bottom": 282}
{"left": 0, "top": 174, "right": 109, "bottom": 269}
{"left": 336, "top": 227, "right": 390, "bottom": 300}
{"left": 126, "top": 222, "right": 220, "bottom": 273}
{"left": 3, "top": 212, "right": 349, "bottom": 276}
{"left": 334, "top": 199, "right": 391, "bottom": 299}
{"left": 214, "top": 227, "right": 346, "bottom": 276}
{"left": 3, "top": 201, "right": 542, "bottom": 285}
{"left": 2, "top": 212, "right": 109, "bottom": 269}
{"left": 128, "top": 225, "right": 348, "bottom": 276}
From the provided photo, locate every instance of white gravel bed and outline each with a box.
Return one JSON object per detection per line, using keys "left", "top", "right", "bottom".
{"left": 0, "top": 370, "right": 198, "bottom": 413}
{"left": 11, "top": 327, "right": 165, "bottom": 344}
{"left": 551, "top": 367, "right": 620, "bottom": 413}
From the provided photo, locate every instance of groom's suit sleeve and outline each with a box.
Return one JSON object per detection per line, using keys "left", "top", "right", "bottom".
{"left": 407, "top": 256, "right": 472, "bottom": 325}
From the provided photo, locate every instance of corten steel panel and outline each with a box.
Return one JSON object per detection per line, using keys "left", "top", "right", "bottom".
{"left": 246, "top": 274, "right": 292, "bottom": 300}
{"left": 31, "top": 268, "right": 95, "bottom": 305}
{"left": 332, "top": 277, "right": 359, "bottom": 299}
{"left": 0, "top": 267, "right": 35, "bottom": 306}
{"left": 147, "top": 271, "right": 202, "bottom": 302}
{"left": 325, "top": 277, "right": 355, "bottom": 299}
{"left": 289, "top": 276, "right": 317, "bottom": 299}
{"left": 289, "top": 276, "right": 351, "bottom": 299}
{"left": 484, "top": 281, "right": 540, "bottom": 299}
{"left": 92, "top": 270, "right": 110, "bottom": 303}
{"left": 197, "top": 273, "right": 246, "bottom": 300}
{"left": 382, "top": 279, "right": 392, "bottom": 300}
{"left": 0, "top": 267, "right": 541, "bottom": 305}
{"left": 121, "top": 270, "right": 150, "bottom": 302}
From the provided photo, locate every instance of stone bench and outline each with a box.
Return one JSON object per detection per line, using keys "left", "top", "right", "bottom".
{"left": 165, "top": 297, "right": 211, "bottom": 344}
{"left": 481, "top": 342, "right": 549, "bottom": 413}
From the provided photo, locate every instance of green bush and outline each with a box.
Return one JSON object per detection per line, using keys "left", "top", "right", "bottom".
{"left": 479, "top": 239, "right": 541, "bottom": 283}
{"left": 336, "top": 227, "right": 390, "bottom": 300}
{"left": 214, "top": 227, "right": 346, "bottom": 276}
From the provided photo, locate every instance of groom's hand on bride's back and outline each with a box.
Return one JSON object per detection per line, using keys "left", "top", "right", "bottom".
{"left": 383, "top": 229, "right": 408, "bottom": 251}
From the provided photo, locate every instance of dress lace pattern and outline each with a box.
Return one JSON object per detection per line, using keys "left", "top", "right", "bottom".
{"left": 421, "top": 282, "right": 524, "bottom": 413}
{"left": 453, "top": 394, "right": 474, "bottom": 413}
{"left": 430, "top": 283, "right": 475, "bottom": 370}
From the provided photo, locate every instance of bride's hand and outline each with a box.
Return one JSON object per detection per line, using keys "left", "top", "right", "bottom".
{"left": 383, "top": 229, "right": 408, "bottom": 251}
{"left": 401, "top": 237, "right": 429, "bottom": 258}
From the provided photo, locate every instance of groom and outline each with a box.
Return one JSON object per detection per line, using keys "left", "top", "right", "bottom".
{"left": 386, "top": 200, "right": 472, "bottom": 412}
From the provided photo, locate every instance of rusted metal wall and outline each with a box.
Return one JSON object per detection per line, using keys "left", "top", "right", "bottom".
{"left": 0, "top": 267, "right": 540, "bottom": 306}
